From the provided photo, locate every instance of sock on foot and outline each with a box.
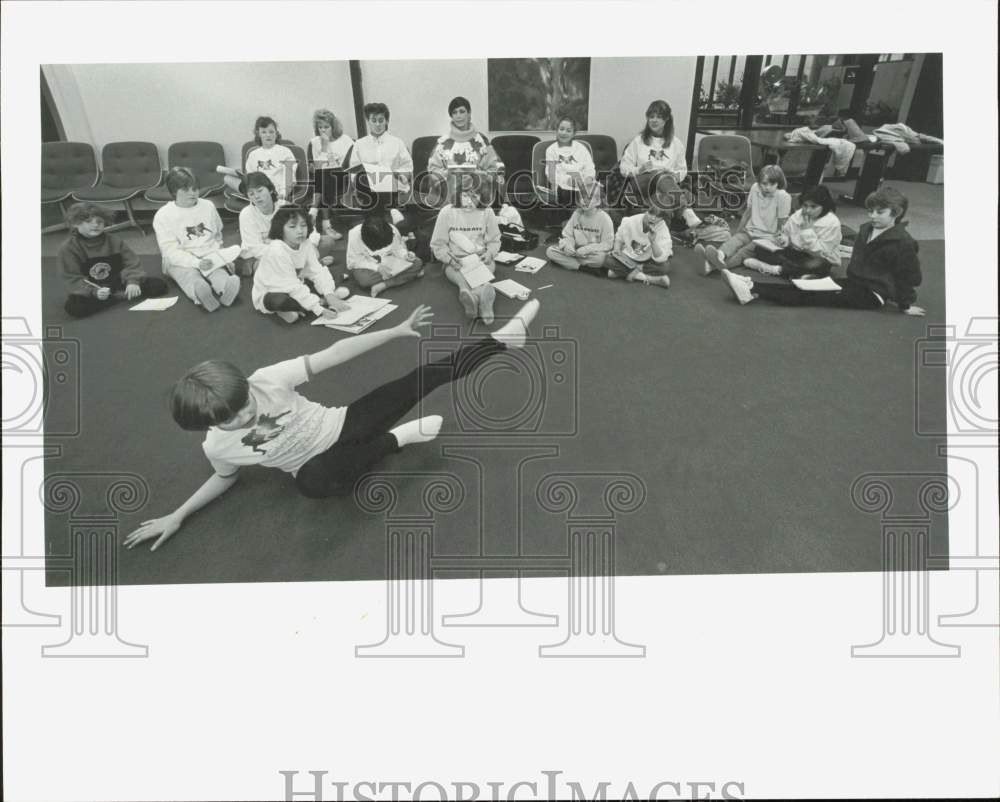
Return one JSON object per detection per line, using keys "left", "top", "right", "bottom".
{"left": 391, "top": 415, "right": 443, "bottom": 447}
{"left": 491, "top": 298, "right": 539, "bottom": 349}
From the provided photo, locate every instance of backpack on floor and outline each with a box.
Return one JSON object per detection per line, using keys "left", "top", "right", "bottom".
{"left": 499, "top": 222, "right": 538, "bottom": 252}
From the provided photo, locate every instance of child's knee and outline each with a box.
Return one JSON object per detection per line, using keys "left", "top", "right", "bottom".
{"left": 580, "top": 252, "right": 607, "bottom": 268}
{"left": 352, "top": 269, "right": 380, "bottom": 289}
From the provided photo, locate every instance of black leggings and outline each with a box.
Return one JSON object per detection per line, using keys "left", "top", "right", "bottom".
{"left": 294, "top": 336, "right": 505, "bottom": 498}
{"left": 264, "top": 279, "right": 321, "bottom": 313}
{"left": 752, "top": 277, "right": 884, "bottom": 309}
{"left": 754, "top": 246, "right": 832, "bottom": 279}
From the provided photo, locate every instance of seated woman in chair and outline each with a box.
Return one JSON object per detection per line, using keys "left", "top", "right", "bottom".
{"left": 307, "top": 108, "right": 354, "bottom": 240}
{"left": 426, "top": 96, "right": 498, "bottom": 206}
{"left": 349, "top": 102, "right": 413, "bottom": 213}
{"left": 616, "top": 99, "right": 701, "bottom": 229}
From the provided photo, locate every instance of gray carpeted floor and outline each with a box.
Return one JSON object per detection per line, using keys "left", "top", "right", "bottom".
{"left": 41, "top": 188, "right": 948, "bottom": 586}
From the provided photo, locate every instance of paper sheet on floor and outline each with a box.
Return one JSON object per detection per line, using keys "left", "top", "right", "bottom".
{"left": 129, "top": 297, "right": 179, "bottom": 311}
{"left": 791, "top": 276, "right": 841, "bottom": 292}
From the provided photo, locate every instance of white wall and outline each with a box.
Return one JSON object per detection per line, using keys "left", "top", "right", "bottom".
{"left": 358, "top": 58, "right": 488, "bottom": 147}
{"left": 44, "top": 57, "right": 699, "bottom": 169}
{"left": 589, "top": 58, "right": 697, "bottom": 155}
{"left": 359, "top": 56, "right": 697, "bottom": 155}
{"left": 43, "top": 61, "right": 355, "bottom": 168}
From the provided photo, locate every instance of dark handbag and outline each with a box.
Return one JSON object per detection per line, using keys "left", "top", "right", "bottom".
{"left": 499, "top": 222, "right": 538, "bottom": 252}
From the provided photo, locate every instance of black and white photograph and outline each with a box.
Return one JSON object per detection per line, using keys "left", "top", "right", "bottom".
{"left": 3, "top": 1, "right": 998, "bottom": 801}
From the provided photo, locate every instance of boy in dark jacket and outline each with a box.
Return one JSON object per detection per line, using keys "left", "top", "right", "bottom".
{"left": 59, "top": 202, "right": 169, "bottom": 318}
{"left": 720, "top": 186, "right": 925, "bottom": 316}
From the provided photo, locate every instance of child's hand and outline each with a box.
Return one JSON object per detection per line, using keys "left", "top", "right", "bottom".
{"left": 96, "top": 287, "right": 112, "bottom": 301}
{"left": 777, "top": 234, "right": 790, "bottom": 248}
{"left": 321, "top": 256, "right": 335, "bottom": 267}
{"left": 405, "top": 251, "right": 417, "bottom": 261}
{"left": 124, "top": 513, "right": 183, "bottom": 551}
{"left": 396, "top": 304, "right": 434, "bottom": 338}
{"left": 903, "top": 305, "right": 926, "bottom": 317}
{"left": 124, "top": 283, "right": 141, "bottom": 300}
{"left": 319, "top": 307, "right": 341, "bottom": 320}
{"left": 324, "top": 294, "right": 350, "bottom": 312}
{"left": 199, "top": 258, "right": 214, "bottom": 271}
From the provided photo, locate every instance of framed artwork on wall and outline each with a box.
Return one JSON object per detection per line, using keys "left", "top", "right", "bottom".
{"left": 487, "top": 57, "right": 590, "bottom": 130}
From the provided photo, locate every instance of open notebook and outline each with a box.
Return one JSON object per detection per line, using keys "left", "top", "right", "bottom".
{"left": 310, "top": 295, "right": 392, "bottom": 327}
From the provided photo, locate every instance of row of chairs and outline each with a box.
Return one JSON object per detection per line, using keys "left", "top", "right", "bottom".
{"left": 41, "top": 133, "right": 758, "bottom": 234}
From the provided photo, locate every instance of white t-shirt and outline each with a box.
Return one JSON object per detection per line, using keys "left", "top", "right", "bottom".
{"left": 238, "top": 200, "right": 285, "bottom": 260}
{"left": 202, "top": 357, "right": 346, "bottom": 477}
{"left": 152, "top": 199, "right": 225, "bottom": 270}
{"left": 545, "top": 141, "right": 596, "bottom": 190}
{"left": 745, "top": 183, "right": 792, "bottom": 240}
{"left": 245, "top": 144, "right": 297, "bottom": 199}
{"left": 615, "top": 213, "right": 672, "bottom": 263}
{"left": 310, "top": 134, "right": 354, "bottom": 169}
{"left": 620, "top": 135, "right": 688, "bottom": 182}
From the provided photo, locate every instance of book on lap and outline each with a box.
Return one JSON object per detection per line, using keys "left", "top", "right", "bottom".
{"left": 377, "top": 254, "right": 413, "bottom": 278}
{"left": 457, "top": 255, "right": 494, "bottom": 288}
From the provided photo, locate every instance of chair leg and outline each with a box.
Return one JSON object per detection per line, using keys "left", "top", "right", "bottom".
{"left": 122, "top": 198, "right": 144, "bottom": 235}
{"left": 41, "top": 199, "right": 69, "bottom": 234}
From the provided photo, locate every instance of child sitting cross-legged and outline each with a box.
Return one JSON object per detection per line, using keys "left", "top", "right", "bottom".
{"left": 544, "top": 178, "right": 614, "bottom": 275}
{"left": 153, "top": 167, "right": 240, "bottom": 312}
{"left": 59, "top": 202, "right": 169, "bottom": 318}
{"left": 604, "top": 182, "right": 678, "bottom": 290}
{"left": 721, "top": 186, "right": 925, "bottom": 315}
{"left": 123, "top": 299, "right": 542, "bottom": 551}
{"left": 430, "top": 172, "right": 501, "bottom": 324}
{"left": 698, "top": 164, "right": 791, "bottom": 275}
{"left": 251, "top": 206, "right": 351, "bottom": 324}
{"left": 346, "top": 211, "right": 424, "bottom": 298}
{"left": 739, "top": 184, "right": 842, "bottom": 279}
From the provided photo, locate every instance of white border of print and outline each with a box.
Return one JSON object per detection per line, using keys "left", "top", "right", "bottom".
{"left": 3, "top": 2, "right": 998, "bottom": 800}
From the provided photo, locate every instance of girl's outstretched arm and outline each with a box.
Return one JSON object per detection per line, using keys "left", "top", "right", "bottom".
{"left": 124, "top": 471, "right": 240, "bottom": 551}
{"left": 307, "top": 305, "right": 434, "bottom": 375}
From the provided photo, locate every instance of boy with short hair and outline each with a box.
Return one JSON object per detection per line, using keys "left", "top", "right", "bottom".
{"left": 722, "top": 185, "right": 925, "bottom": 315}
{"left": 59, "top": 202, "right": 168, "bottom": 318}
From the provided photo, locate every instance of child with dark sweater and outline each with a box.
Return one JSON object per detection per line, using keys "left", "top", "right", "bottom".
{"left": 59, "top": 202, "right": 168, "bottom": 318}
{"left": 721, "top": 186, "right": 925, "bottom": 315}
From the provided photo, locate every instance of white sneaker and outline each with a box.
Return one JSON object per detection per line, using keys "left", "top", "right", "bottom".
{"left": 744, "top": 258, "right": 782, "bottom": 276}
{"left": 276, "top": 310, "right": 301, "bottom": 323}
{"left": 721, "top": 269, "right": 755, "bottom": 305}
{"left": 704, "top": 245, "right": 726, "bottom": 272}
{"left": 218, "top": 274, "right": 240, "bottom": 307}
